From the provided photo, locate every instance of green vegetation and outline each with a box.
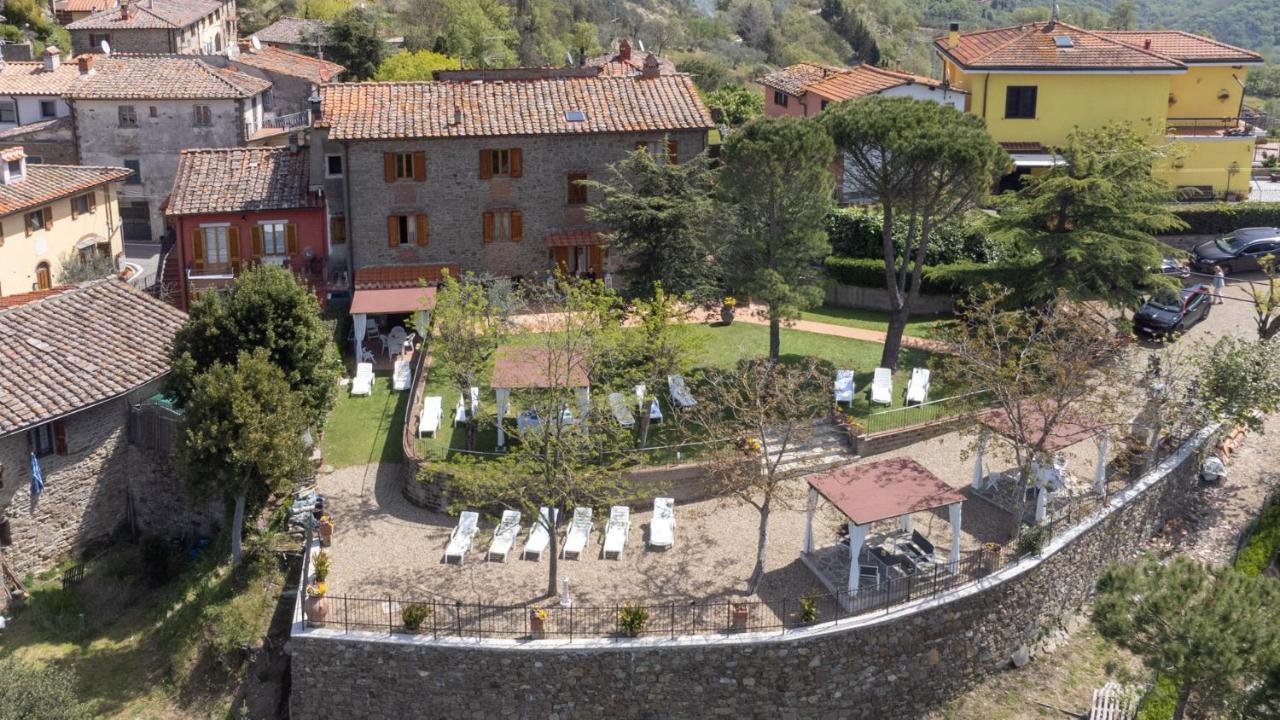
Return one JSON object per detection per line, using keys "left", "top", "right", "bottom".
{"left": 1172, "top": 202, "right": 1280, "bottom": 236}
{"left": 375, "top": 50, "right": 460, "bottom": 81}
{"left": 825, "top": 207, "right": 1004, "bottom": 266}
{"left": 1137, "top": 675, "right": 1181, "bottom": 720}
{"left": 56, "top": 251, "right": 117, "bottom": 285}
{"left": 1234, "top": 491, "right": 1280, "bottom": 577}
{"left": 0, "top": 656, "right": 89, "bottom": 720}
{"left": 322, "top": 7, "right": 384, "bottom": 80}
{"left": 616, "top": 602, "right": 649, "bottom": 637}
{"left": 824, "top": 256, "right": 1028, "bottom": 297}
{"left": 798, "top": 305, "right": 951, "bottom": 337}
{"left": 702, "top": 85, "right": 763, "bottom": 128}
{"left": 321, "top": 371, "right": 408, "bottom": 468}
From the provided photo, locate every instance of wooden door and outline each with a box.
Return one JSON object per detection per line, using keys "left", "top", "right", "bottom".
{"left": 551, "top": 247, "right": 570, "bottom": 275}
{"left": 35, "top": 262, "right": 51, "bottom": 289}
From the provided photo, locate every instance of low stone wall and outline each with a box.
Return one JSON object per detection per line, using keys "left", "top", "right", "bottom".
{"left": 825, "top": 282, "right": 954, "bottom": 314}
{"left": 289, "top": 426, "right": 1215, "bottom": 720}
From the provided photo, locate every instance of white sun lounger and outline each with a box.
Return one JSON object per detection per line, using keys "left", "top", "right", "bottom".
{"left": 649, "top": 497, "right": 675, "bottom": 548}
{"left": 469, "top": 386, "right": 479, "bottom": 418}
{"left": 635, "top": 384, "right": 663, "bottom": 422}
{"left": 608, "top": 392, "right": 635, "bottom": 427}
{"left": 834, "top": 369, "right": 855, "bottom": 404}
{"left": 522, "top": 507, "right": 557, "bottom": 560}
{"left": 443, "top": 510, "right": 480, "bottom": 564}
{"left": 905, "top": 367, "right": 930, "bottom": 405}
{"left": 487, "top": 509, "right": 522, "bottom": 562}
{"left": 668, "top": 374, "right": 697, "bottom": 408}
{"left": 453, "top": 394, "right": 467, "bottom": 426}
{"left": 870, "top": 367, "right": 893, "bottom": 406}
{"left": 392, "top": 359, "right": 412, "bottom": 391}
{"left": 561, "top": 507, "right": 593, "bottom": 560}
{"left": 602, "top": 506, "right": 630, "bottom": 559}
{"left": 350, "top": 362, "right": 374, "bottom": 396}
{"left": 418, "top": 395, "right": 443, "bottom": 437}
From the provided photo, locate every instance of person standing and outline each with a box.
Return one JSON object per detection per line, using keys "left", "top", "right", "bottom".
{"left": 1212, "top": 265, "right": 1226, "bottom": 304}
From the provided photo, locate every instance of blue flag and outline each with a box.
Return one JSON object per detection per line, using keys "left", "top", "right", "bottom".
{"left": 30, "top": 452, "right": 43, "bottom": 498}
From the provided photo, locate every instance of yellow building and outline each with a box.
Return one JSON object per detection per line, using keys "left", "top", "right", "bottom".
{"left": 935, "top": 21, "right": 1263, "bottom": 199}
{"left": 0, "top": 147, "right": 132, "bottom": 297}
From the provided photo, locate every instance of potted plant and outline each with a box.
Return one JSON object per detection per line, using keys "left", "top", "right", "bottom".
{"left": 317, "top": 514, "right": 334, "bottom": 547}
{"left": 720, "top": 296, "right": 737, "bottom": 325}
{"left": 731, "top": 603, "right": 751, "bottom": 631}
{"left": 979, "top": 542, "right": 1000, "bottom": 575}
{"left": 795, "top": 596, "right": 820, "bottom": 625}
{"left": 401, "top": 602, "right": 431, "bottom": 633}
{"left": 312, "top": 550, "right": 330, "bottom": 585}
{"left": 305, "top": 582, "right": 329, "bottom": 626}
{"left": 529, "top": 607, "right": 548, "bottom": 639}
{"left": 617, "top": 602, "right": 649, "bottom": 637}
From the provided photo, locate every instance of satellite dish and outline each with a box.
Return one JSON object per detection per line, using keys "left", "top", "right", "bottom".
{"left": 100, "top": 39, "right": 111, "bottom": 55}
{"left": 564, "top": 50, "right": 574, "bottom": 66}
{"left": 250, "top": 35, "right": 262, "bottom": 51}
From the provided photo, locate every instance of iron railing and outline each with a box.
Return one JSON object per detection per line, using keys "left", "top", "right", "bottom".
{"left": 861, "top": 389, "right": 993, "bottom": 435}
{"left": 1165, "top": 116, "right": 1253, "bottom": 138}
{"left": 266, "top": 109, "right": 311, "bottom": 130}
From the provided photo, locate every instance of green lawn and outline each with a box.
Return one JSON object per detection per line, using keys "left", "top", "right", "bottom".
{"left": 798, "top": 305, "right": 953, "bottom": 338}
{"left": 321, "top": 372, "right": 408, "bottom": 469}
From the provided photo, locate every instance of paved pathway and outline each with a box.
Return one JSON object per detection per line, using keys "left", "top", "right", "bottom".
{"left": 730, "top": 303, "right": 954, "bottom": 353}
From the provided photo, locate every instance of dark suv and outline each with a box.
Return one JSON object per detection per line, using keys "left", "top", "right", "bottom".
{"left": 1133, "top": 285, "right": 1212, "bottom": 339}
{"left": 1189, "top": 227, "right": 1280, "bottom": 275}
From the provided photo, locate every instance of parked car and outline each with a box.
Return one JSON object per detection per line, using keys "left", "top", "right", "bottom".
{"left": 1158, "top": 258, "right": 1190, "bottom": 279}
{"left": 1133, "top": 285, "right": 1212, "bottom": 339}
{"left": 1189, "top": 227, "right": 1280, "bottom": 275}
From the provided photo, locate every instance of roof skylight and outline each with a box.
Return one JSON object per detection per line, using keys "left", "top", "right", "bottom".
{"left": 1053, "top": 36, "right": 1075, "bottom": 48}
{"left": 565, "top": 110, "right": 587, "bottom": 122}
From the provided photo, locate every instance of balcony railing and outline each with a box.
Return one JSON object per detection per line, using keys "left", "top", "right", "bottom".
{"left": 265, "top": 109, "right": 311, "bottom": 130}
{"left": 1166, "top": 116, "right": 1256, "bottom": 138}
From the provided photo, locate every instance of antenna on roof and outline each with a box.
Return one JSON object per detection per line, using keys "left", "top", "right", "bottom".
{"left": 100, "top": 39, "right": 111, "bottom": 55}
{"left": 637, "top": 38, "right": 646, "bottom": 53}
{"left": 250, "top": 35, "right": 262, "bottom": 51}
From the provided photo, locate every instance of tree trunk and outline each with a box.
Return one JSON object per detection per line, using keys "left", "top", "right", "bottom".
{"left": 880, "top": 308, "right": 908, "bottom": 370}
{"left": 746, "top": 494, "right": 771, "bottom": 595}
{"left": 768, "top": 314, "right": 781, "bottom": 361}
{"left": 1007, "top": 455, "right": 1032, "bottom": 541}
{"left": 230, "top": 490, "right": 246, "bottom": 565}
{"left": 1172, "top": 679, "right": 1192, "bottom": 720}
{"left": 637, "top": 398, "right": 654, "bottom": 449}
{"left": 546, "top": 509, "right": 561, "bottom": 599}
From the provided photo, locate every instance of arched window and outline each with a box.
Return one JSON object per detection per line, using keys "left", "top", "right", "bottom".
{"left": 35, "top": 261, "right": 51, "bottom": 290}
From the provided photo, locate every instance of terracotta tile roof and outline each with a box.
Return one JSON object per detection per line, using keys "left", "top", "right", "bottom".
{"left": 584, "top": 42, "right": 676, "bottom": 78}
{"left": 0, "top": 161, "right": 132, "bottom": 216}
{"left": 230, "top": 44, "right": 344, "bottom": 84}
{"left": 0, "top": 117, "right": 72, "bottom": 141}
{"left": 317, "top": 75, "right": 714, "bottom": 141}
{"left": 935, "top": 21, "right": 1185, "bottom": 72}
{"left": 252, "top": 16, "right": 329, "bottom": 46}
{"left": 805, "top": 64, "right": 949, "bottom": 102}
{"left": 490, "top": 345, "right": 589, "bottom": 389}
{"left": 0, "top": 286, "right": 73, "bottom": 309}
{"left": 545, "top": 229, "right": 603, "bottom": 247}
{"left": 62, "top": 0, "right": 115, "bottom": 12}
{"left": 68, "top": 55, "right": 271, "bottom": 99}
{"left": 807, "top": 458, "right": 966, "bottom": 526}
{"left": 758, "top": 62, "right": 847, "bottom": 95}
{"left": 0, "top": 60, "right": 86, "bottom": 95}
{"left": 67, "top": 0, "right": 221, "bottom": 30}
{"left": 0, "top": 279, "right": 186, "bottom": 436}
{"left": 1093, "top": 30, "right": 1263, "bottom": 64}
{"left": 354, "top": 264, "right": 460, "bottom": 290}
{"left": 167, "top": 147, "right": 319, "bottom": 216}
{"left": 977, "top": 399, "right": 1104, "bottom": 452}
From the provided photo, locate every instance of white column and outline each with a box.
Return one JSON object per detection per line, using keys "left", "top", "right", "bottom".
{"left": 574, "top": 387, "right": 590, "bottom": 419}
{"left": 803, "top": 487, "right": 817, "bottom": 554}
{"left": 948, "top": 502, "right": 962, "bottom": 571}
{"left": 898, "top": 514, "right": 912, "bottom": 534}
{"left": 847, "top": 522, "right": 867, "bottom": 596}
{"left": 495, "top": 388, "right": 510, "bottom": 448}
{"left": 1034, "top": 482, "right": 1048, "bottom": 523}
{"left": 1093, "top": 434, "right": 1110, "bottom": 496}
{"left": 352, "top": 312, "right": 366, "bottom": 361}
{"left": 416, "top": 309, "right": 430, "bottom": 335}
{"left": 971, "top": 430, "right": 988, "bottom": 490}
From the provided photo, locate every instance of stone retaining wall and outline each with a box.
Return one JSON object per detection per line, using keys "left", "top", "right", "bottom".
{"left": 290, "top": 427, "right": 1215, "bottom": 719}
{"left": 855, "top": 415, "right": 973, "bottom": 457}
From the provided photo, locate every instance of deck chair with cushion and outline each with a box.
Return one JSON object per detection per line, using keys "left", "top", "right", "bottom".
{"left": 602, "top": 506, "right": 630, "bottom": 559}
{"left": 392, "top": 359, "right": 412, "bottom": 391}
{"left": 608, "top": 392, "right": 635, "bottom": 428}
{"left": 350, "top": 362, "right": 374, "bottom": 396}
{"left": 635, "top": 384, "right": 663, "bottom": 423}
{"left": 453, "top": 394, "right": 467, "bottom": 426}
{"left": 870, "top": 367, "right": 893, "bottom": 406}
{"left": 443, "top": 510, "right": 480, "bottom": 564}
{"left": 487, "top": 509, "right": 522, "bottom": 562}
{"left": 898, "top": 530, "right": 936, "bottom": 569}
{"left": 905, "top": 368, "right": 930, "bottom": 405}
{"left": 649, "top": 497, "right": 675, "bottom": 549}
{"left": 418, "top": 395, "right": 443, "bottom": 437}
{"left": 834, "top": 370, "right": 855, "bottom": 405}
{"left": 521, "top": 507, "right": 557, "bottom": 560}
{"left": 561, "top": 507, "right": 593, "bottom": 560}
{"left": 667, "top": 374, "right": 697, "bottom": 408}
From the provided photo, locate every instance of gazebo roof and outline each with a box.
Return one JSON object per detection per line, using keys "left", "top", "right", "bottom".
{"left": 978, "top": 399, "right": 1103, "bottom": 452}
{"left": 490, "top": 345, "right": 589, "bottom": 389}
{"left": 807, "top": 458, "right": 965, "bottom": 526}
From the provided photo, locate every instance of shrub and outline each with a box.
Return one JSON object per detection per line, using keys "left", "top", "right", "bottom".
{"left": 140, "top": 535, "right": 177, "bottom": 586}
{"left": 401, "top": 602, "right": 432, "bottom": 631}
{"left": 823, "top": 256, "right": 1028, "bottom": 296}
{"left": 1171, "top": 202, "right": 1280, "bottom": 235}
{"left": 795, "top": 595, "right": 820, "bottom": 624}
{"left": 1136, "top": 674, "right": 1179, "bottom": 720}
{"left": 1234, "top": 491, "right": 1280, "bottom": 577}
{"left": 0, "top": 656, "right": 90, "bottom": 720}
{"left": 1016, "top": 523, "right": 1049, "bottom": 557}
{"left": 825, "top": 207, "right": 1003, "bottom": 265}
{"left": 617, "top": 602, "right": 649, "bottom": 637}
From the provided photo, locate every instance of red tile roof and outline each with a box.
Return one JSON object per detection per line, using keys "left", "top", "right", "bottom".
{"left": 167, "top": 147, "right": 319, "bottom": 216}
{"left": 0, "top": 279, "right": 186, "bottom": 436}
{"left": 68, "top": 55, "right": 271, "bottom": 99}
{"left": 252, "top": 16, "right": 329, "bottom": 46}
{"left": 61, "top": 0, "right": 115, "bottom": 12}
{"left": 490, "top": 345, "right": 589, "bottom": 389}
{"left": 807, "top": 458, "right": 966, "bottom": 526}
{"left": 0, "top": 286, "right": 72, "bottom": 309}
{"left": 545, "top": 230, "right": 603, "bottom": 247}
{"left": 805, "top": 64, "right": 949, "bottom": 102}
{"left": 317, "top": 75, "right": 714, "bottom": 141}
{"left": 1093, "top": 30, "right": 1262, "bottom": 64}
{"left": 935, "top": 21, "right": 1185, "bottom": 72}
{"left": 0, "top": 161, "right": 132, "bottom": 216}
{"left": 0, "top": 60, "right": 85, "bottom": 95}
{"left": 230, "top": 44, "right": 344, "bottom": 84}
{"left": 353, "top": 264, "right": 460, "bottom": 290}
{"left": 0, "top": 117, "right": 73, "bottom": 142}
{"left": 584, "top": 42, "right": 676, "bottom": 78}
{"left": 977, "top": 400, "right": 1104, "bottom": 452}
{"left": 67, "top": 0, "right": 221, "bottom": 30}
{"left": 758, "top": 62, "right": 847, "bottom": 95}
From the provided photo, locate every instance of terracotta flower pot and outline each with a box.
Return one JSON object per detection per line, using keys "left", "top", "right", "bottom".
{"left": 731, "top": 604, "right": 750, "bottom": 631}
{"left": 306, "top": 595, "right": 330, "bottom": 627}
{"left": 317, "top": 519, "right": 333, "bottom": 547}
{"left": 720, "top": 306, "right": 736, "bottom": 325}
{"left": 530, "top": 612, "right": 547, "bottom": 639}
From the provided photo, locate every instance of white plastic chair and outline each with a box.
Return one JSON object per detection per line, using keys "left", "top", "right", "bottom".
{"left": 602, "top": 506, "right": 630, "bottom": 559}
{"left": 418, "top": 395, "right": 443, "bottom": 437}
{"left": 487, "top": 509, "right": 522, "bottom": 562}
{"left": 443, "top": 511, "right": 480, "bottom": 564}
{"left": 350, "top": 362, "right": 374, "bottom": 396}
{"left": 453, "top": 395, "right": 467, "bottom": 426}
{"left": 905, "top": 368, "right": 930, "bottom": 405}
{"left": 608, "top": 392, "right": 635, "bottom": 427}
{"left": 870, "top": 367, "right": 893, "bottom": 406}
{"left": 522, "top": 507, "right": 557, "bottom": 560}
{"left": 668, "top": 374, "right": 697, "bottom": 408}
{"left": 392, "top": 359, "right": 411, "bottom": 391}
{"left": 834, "top": 370, "right": 855, "bottom": 404}
{"left": 649, "top": 497, "right": 675, "bottom": 549}
{"left": 635, "top": 384, "right": 662, "bottom": 423}
{"left": 561, "top": 507, "right": 593, "bottom": 559}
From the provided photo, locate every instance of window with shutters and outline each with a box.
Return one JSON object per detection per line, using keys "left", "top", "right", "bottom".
{"left": 480, "top": 148, "right": 522, "bottom": 179}
{"left": 491, "top": 149, "right": 510, "bottom": 176}
{"left": 773, "top": 90, "right": 789, "bottom": 108}
{"left": 193, "top": 104, "right": 212, "bottom": 126}
{"left": 483, "top": 210, "right": 522, "bottom": 243}
{"left": 28, "top": 422, "right": 55, "bottom": 458}
{"left": 635, "top": 140, "right": 678, "bottom": 164}
{"left": 35, "top": 261, "right": 51, "bottom": 289}
{"left": 260, "top": 221, "right": 287, "bottom": 255}
{"left": 123, "top": 159, "right": 142, "bottom": 184}
{"left": 71, "top": 193, "right": 92, "bottom": 217}
{"left": 388, "top": 214, "right": 428, "bottom": 246}
{"left": 202, "top": 225, "right": 230, "bottom": 267}
{"left": 394, "top": 153, "right": 415, "bottom": 180}
{"left": 25, "top": 207, "right": 51, "bottom": 234}
{"left": 118, "top": 105, "right": 138, "bottom": 128}
{"left": 566, "top": 172, "right": 588, "bottom": 205}
{"left": 330, "top": 216, "right": 346, "bottom": 245}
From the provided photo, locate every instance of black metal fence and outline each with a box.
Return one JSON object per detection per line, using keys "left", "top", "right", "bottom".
{"left": 862, "top": 390, "right": 993, "bottom": 435}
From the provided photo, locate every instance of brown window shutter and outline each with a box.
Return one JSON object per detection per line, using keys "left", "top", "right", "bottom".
{"left": 88, "top": 191, "right": 96, "bottom": 213}
{"left": 413, "top": 151, "right": 426, "bottom": 182}
{"left": 53, "top": 420, "right": 68, "bottom": 455}
{"left": 25, "top": 214, "right": 32, "bottom": 236}
{"left": 415, "top": 215, "right": 428, "bottom": 246}
{"left": 285, "top": 223, "right": 299, "bottom": 253}
{"left": 387, "top": 215, "right": 399, "bottom": 247}
{"left": 43, "top": 207, "right": 53, "bottom": 229}
{"left": 250, "top": 225, "right": 263, "bottom": 257}
{"left": 510, "top": 148, "right": 522, "bottom": 178}
{"left": 482, "top": 211, "right": 494, "bottom": 243}
{"left": 70, "top": 198, "right": 79, "bottom": 220}
{"left": 384, "top": 153, "right": 396, "bottom": 183}
{"left": 228, "top": 226, "right": 241, "bottom": 268}
{"left": 331, "top": 216, "right": 346, "bottom": 245}
{"left": 192, "top": 228, "right": 205, "bottom": 269}
{"left": 479, "top": 150, "right": 492, "bottom": 180}
{"left": 510, "top": 211, "right": 523, "bottom": 242}
{"left": 667, "top": 139, "right": 678, "bottom": 164}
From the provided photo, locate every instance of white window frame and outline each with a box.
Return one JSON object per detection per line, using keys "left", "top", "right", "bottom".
{"left": 200, "top": 222, "right": 231, "bottom": 266}
{"left": 492, "top": 210, "right": 512, "bottom": 242}
{"left": 325, "top": 154, "right": 343, "bottom": 178}
{"left": 258, "top": 220, "right": 287, "bottom": 255}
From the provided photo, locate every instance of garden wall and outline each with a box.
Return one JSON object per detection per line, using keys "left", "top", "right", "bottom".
{"left": 289, "top": 426, "right": 1216, "bottom": 720}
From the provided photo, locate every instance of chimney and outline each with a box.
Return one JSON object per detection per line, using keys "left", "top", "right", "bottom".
{"left": 120, "top": 1, "right": 133, "bottom": 20}
{"left": 641, "top": 52, "right": 660, "bottom": 80}
{"left": 617, "top": 39, "right": 632, "bottom": 62}
{"left": 307, "top": 89, "right": 322, "bottom": 120}
{"left": 77, "top": 55, "right": 96, "bottom": 76}
{"left": 948, "top": 22, "right": 961, "bottom": 49}
{"left": 43, "top": 46, "right": 60, "bottom": 72}
{"left": 1143, "top": 38, "right": 1152, "bottom": 50}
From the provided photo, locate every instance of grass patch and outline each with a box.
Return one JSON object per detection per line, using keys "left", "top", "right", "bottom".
{"left": 797, "top": 305, "right": 953, "bottom": 338}
{"left": 1233, "top": 489, "right": 1280, "bottom": 577}
{"left": 321, "top": 372, "right": 408, "bottom": 468}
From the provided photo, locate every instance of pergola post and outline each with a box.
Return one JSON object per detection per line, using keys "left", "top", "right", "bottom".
{"left": 846, "top": 522, "right": 867, "bottom": 596}
{"left": 1093, "top": 433, "right": 1110, "bottom": 496}
{"left": 971, "top": 429, "right": 989, "bottom": 490}
{"left": 803, "top": 486, "right": 817, "bottom": 554}
{"left": 948, "top": 502, "right": 962, "bottom": 571}
{"left": 351, "top": 312, "right": 366, "bottom": 361}
{"left": 1034, "top": 482, "right": 1048, "bottom": 523}
{"left": 574, "top": 387, "right": 590, "bottom": 421}
{"left": 495, "top": 388, "right": 510, "bottom": 448}
{"left": 898, "top": 514, "right": 912, "bottom": 535}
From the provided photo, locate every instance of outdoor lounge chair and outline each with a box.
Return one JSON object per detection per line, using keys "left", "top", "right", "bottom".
{"left": 667, "top": 374, "right": 697, "bottom": 408}
{"left": 561, "top": 507, "right": 593, "bottom": 560}
{"left": 602, "top": 506, "right": 630, "bottom": 559}
{"left": 905, "top": 367, "right": 930, "bottom": 405}
{"left": 487, "top": 509, "right": 522, "bottom": 562}
{"left": 898, "top": 530, "right": 936, "bottom": 568}
{"left": 350, "top": 363, "right": 374, "bottom": 396}
{"left": 870, "top": 367, "right": 893, "bottom": 406}
{"left": 608, "top": 392, "right": 635, "bottom": 428}
{"left": 443, "top": 511, "right": 480, "bottom": 564}
{"left": 870, "top": 546, "right": 912, "bottom": 577}
{"left": 649, "top": 497, "right": 675, "bottom": 548}
{"left": 834, "top": 370, "right": 855, "bottom": 404}
{"left": 418, "top": 396, "right": 443, "bottom": 437}
{"left": 635, "top": 384, "right": 663, "bottom": 423}
{"left": 522, "top": 507, "right": 557, "bottom": 560}
{"left": 453, "top": 395, "right": 467, "bottom": 426}
{"left": 469, "top": 386, "right": 480, "bottom": 418}
{"left": 392, "top": 359, "right": 412, "bottom": 391}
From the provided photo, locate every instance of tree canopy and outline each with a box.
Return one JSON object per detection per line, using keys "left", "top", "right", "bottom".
{"left": 0, "top": 656, "right": 89, "bottom": 720}
{"left": 702, "top": 85, "right": 764, "bottom": 128}
{"left": 374, "top": 50, "right": 461, "bottom": 81}
{"left": 322, "top": 7, "right": 384, "bottom": 80}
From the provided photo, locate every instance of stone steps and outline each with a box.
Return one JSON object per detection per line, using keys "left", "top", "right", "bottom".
{"left": 762, "top": 422, "right": 857, "bottom": 478}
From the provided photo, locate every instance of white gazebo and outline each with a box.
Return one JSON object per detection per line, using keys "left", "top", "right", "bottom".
{"left": 490, "top": 345, "right": 591, "bottom": 448}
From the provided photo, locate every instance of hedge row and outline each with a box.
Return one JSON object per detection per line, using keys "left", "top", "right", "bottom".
{"left": 1172, "top": 202, "right": 1280, "bottom": 235}
{"left": 1233, "top": 490, "right": 1280, "bottom": 577}
{"left": 824, "top": 256, "right": 1026, "bottom": 296}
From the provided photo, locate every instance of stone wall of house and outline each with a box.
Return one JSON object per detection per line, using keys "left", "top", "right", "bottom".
{"left": 71, "top": 28, "right": 176, "bottom": 56}
{"left": 289, "top": 427, "right": 1213, "bottom": 719}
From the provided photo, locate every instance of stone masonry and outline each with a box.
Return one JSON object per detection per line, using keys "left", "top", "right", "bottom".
{"left": 289, "top": 428, "right": 1212, "bottom": 719}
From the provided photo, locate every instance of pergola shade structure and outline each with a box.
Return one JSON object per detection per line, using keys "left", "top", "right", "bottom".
{"left": 349, "top": 286, "right": 436, "bottom": 361}
{"left": 804, "top": 457, "right": 966, "bottom": 597}
{"left": 490, "top": 345, "right": 590, "bottom": 448}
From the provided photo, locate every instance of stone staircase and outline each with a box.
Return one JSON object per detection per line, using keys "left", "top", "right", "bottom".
{"left": 763, "top": 420, "right": 857, "bottom": 478}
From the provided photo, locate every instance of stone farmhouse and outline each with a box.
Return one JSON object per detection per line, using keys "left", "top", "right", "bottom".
{"left": 67, "top": 0, "right": 238, "bottom": 56}
{"left": 250, "top": 17, "right": 328, "bottom": 54}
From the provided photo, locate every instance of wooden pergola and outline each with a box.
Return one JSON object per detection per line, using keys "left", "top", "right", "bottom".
{"left": 490, "top": 345, "right": 590, "bottom": 448}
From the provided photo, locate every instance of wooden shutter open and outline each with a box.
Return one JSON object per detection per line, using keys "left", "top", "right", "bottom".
{"left": 667, "top": 139, "right": 679, "bottom": 164}
{"left": 53, "top": 420, "right": 68, "bottom": 455}
{"left": 192, "top": 228, "right": 205, "bottom": 269}
{"left": 510, "top": 211, "right": 523, "bottom": 242}
{"left": 412, "top": 151, "right": 426, "bottom": 182}
{"left": 589, "top": 245, "right": 604, "bottom": 275}
{"left": 285, "top": 223, "right": 298, "bottom": 253}
{"left": 71, "top": 197, "right": 79, "bottom": 220}
{"left": 250, "top": 225, "right": 263, "bottom": 257}
{"left": 415, "top": 215, "right": 428, "bottom": 246}
{"left": 227, "top": 226, "right": 241, "bottom": 268}
{"left": 331, "top": 216, "right": 346, "bottom": 244}
{"left": 43, "top": 207, "right": 53, "bottom": 229}
{"left": 88, "top": 191, "right": 96, "bottom": 214}
{"left": 387, "top": 215, "right": 399, "bottom": 247}
{"left": 482, "top": 211, "right": 494, "bottom": 243}
{"left": 479, "top": 150, "right": 492, "bottom": 179}
{"left": 510, "top": 148, "right": 522, "bottom": 178}
{"left": 24, "top": 213, "right": 32, "bottom": 237}
{"left": 384, "top": 153, "right": 396, "bottom": 183}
